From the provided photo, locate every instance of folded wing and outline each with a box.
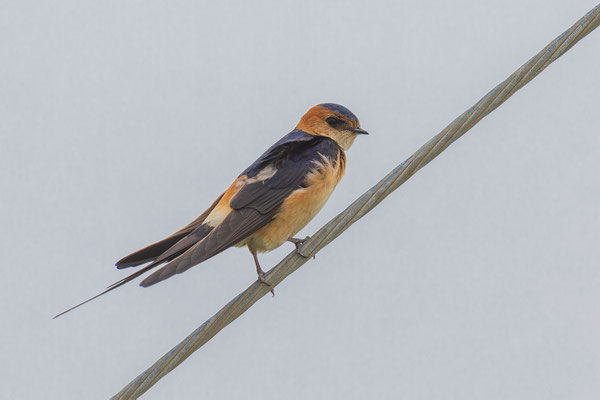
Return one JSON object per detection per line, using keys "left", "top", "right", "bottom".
{"left": 115, "top": 193, "right": 224, "bottom": 268}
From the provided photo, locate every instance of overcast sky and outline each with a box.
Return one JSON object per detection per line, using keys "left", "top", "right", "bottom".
{"left": 1, "top": 1, "right": 599, "bottom": 399}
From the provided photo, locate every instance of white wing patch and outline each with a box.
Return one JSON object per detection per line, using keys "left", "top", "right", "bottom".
{"left": 245, "top": 165, "right": 277, "bottom": 184}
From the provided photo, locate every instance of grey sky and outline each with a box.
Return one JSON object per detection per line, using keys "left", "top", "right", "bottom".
{"left": 1, "top": 1, "right": 599, "bottom": 399}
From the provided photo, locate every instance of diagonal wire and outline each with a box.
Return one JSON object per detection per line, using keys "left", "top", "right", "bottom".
{"left": 112, "top": 4, "right": 600, "bottom": 399}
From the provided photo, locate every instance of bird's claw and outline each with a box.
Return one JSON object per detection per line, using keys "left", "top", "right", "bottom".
{"left": 257, "top": 271, "right": 275, "bottom": 297}
{"left": 288, "top": 236, "right": 313, "bottom": 259}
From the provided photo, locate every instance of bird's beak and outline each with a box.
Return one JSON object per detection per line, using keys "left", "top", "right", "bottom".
{"left": 348, "top": 127, "right": 369, "bottom": 135}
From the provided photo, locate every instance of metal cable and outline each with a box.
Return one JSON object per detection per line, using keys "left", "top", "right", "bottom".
{"left": 112, "top": 4, "right": 600, "bottom": 398}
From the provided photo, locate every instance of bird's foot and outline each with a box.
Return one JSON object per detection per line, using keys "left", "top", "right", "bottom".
{"left": 287, "top": 236, "right": 314, "bottom": 259}
{"left": 257, "top": 271, "right": 275, "bottom": 297}
{"left": 250, "top": 247, "right": 275, "bottom": 297}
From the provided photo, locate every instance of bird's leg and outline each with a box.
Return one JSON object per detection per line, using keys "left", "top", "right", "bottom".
{"left": 248, "top": 246, "right": 274, "bottom": 297}
{"left": 287, "top": 236, "right": 313, "bottom": 258}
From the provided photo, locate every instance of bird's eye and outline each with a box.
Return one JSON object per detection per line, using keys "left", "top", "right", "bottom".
{"left": 326, "top": 117, "right": 341, "bottom": 127}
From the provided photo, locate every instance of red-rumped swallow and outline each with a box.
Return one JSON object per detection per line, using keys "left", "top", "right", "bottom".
{"left": 55, "top": 103, "right": 368, "bottom": 317}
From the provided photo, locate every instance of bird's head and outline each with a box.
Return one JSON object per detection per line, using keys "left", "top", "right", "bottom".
{"left": 296, "top": 103, "right": 368, "bottom": 150}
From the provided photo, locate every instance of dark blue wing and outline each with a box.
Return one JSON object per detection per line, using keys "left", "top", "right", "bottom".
{"left": 231, "top": 133, "right": 340, "bottom": 214}
{"left": 241, "top": 129, "right": 317, "bottom": 178}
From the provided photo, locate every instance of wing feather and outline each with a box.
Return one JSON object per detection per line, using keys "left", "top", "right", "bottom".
{"left": 115, "top": 192, "right": 224, "bottom": 268}
{"left": 140, "top": 207, "right": 276, "bottom": 286}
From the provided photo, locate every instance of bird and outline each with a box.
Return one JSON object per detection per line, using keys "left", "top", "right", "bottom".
{"left": 54, "top": 103, "right": 368, "bottom": 318}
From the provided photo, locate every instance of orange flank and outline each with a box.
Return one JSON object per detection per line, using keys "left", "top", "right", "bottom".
{"left": 203, "top": 176, "right": 246, "bottom": 227}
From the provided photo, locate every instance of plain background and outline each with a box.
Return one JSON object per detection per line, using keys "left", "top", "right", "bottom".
{"left": 1, "top": 1, "right": 599, "bottom": 399}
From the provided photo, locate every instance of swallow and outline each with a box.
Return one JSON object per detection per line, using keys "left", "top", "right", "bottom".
{"left": 55, "top": 103, "right": 368, "bottom": 318}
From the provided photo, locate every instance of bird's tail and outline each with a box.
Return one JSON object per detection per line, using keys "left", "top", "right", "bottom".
{"left": 53, "top": 225, "right": 215, "bottom": 319}
{"left": 52, "top": 262, "right": 163, "bottom": 319}
{"left": 53, "top": 196, "right": 225, "bottom": 319}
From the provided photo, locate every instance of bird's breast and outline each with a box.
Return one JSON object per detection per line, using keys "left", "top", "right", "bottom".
{"left": 246, "top": 150, "right": 346, "bottom": 252}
